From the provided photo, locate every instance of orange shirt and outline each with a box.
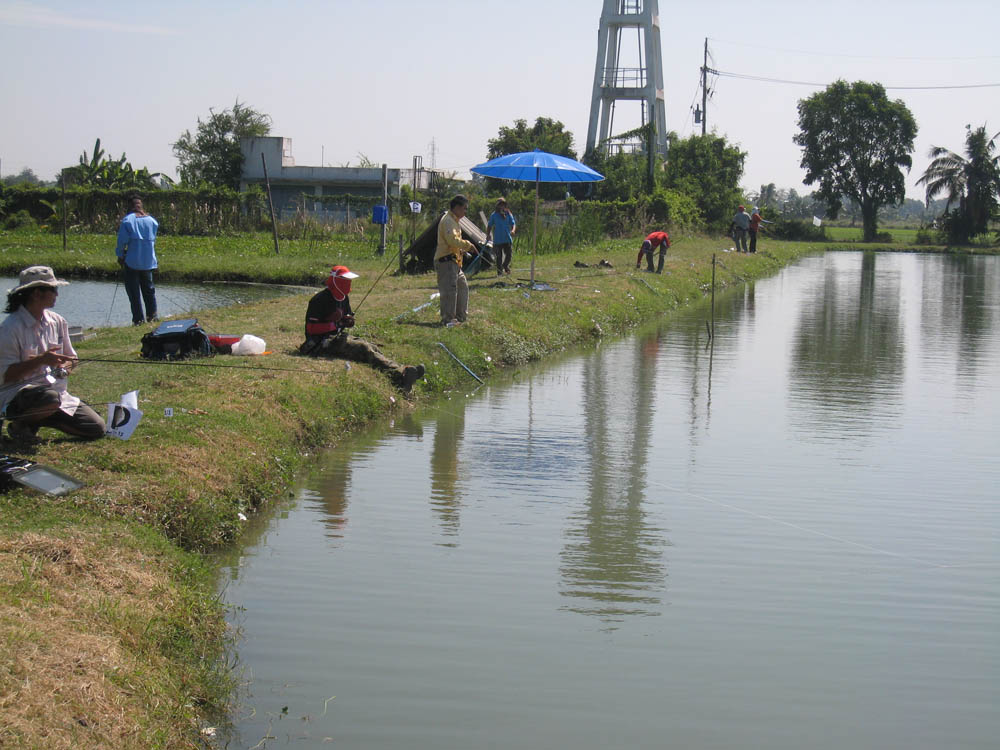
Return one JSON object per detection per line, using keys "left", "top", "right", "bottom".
{"left": 645, "top": 231, "right": 670, "bottom": 247}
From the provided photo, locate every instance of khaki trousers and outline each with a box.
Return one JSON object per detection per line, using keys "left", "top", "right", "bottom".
{"left": 436, "top": 260, "right": 468, "bottom": 324}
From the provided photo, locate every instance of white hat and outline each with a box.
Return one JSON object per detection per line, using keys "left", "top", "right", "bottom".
{"left": 330, "top": 265, "right": 359, "bottom": 280}
{"left": 8, "top": 266, "right": 69, "bottom": 295}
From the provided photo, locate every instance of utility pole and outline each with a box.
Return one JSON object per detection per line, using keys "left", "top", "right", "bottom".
{"left": 701, "top": 37, "right": 708, "bottom": 136}
{"left": 379, "top": 163, "right": 387, "bottom": 255}
{"left": 411, "top": 155, "right": 422, "bottom": 246}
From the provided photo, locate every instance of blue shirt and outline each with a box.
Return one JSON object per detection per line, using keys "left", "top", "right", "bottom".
{"left": 487, "top": 210, "right": 516, "bottom": 244}
{"left": 116, "top": 212, "right": 159, "bottom": 271}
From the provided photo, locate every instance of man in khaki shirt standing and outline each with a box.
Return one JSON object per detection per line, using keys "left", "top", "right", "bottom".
{"left": 434, "top": 195, "right": 475, "bottom": 327}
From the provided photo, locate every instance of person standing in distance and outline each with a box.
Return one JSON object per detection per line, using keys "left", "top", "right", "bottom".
{"left": 748, "top": 206, "right": 771, "bottom": 253}
{"left": 485, "top": 197, "right": 516, "bottom": 277}
{"left": 435, "top": 195, "right": 475, "bottom": 327}
{"left": 115, "top": 195, "right": 159, "bottom": 325}
{"left": 729, "top": 205, "right": 751, "bottom": 253}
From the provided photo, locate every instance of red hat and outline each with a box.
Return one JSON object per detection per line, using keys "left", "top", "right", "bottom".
{"left": 325, "top": 265, "right": 359, "bottom": 300}
{"left": 738, "top": 205, "right": 745, "bottom": 211}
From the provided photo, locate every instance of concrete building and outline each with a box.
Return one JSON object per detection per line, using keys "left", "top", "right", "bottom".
{"left": 239, "top": 136, "right": 401, "bottom": 222}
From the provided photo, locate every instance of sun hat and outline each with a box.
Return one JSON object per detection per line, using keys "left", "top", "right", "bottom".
{"left": 330, "top": 265, "right": 359, "bottom": 280}
{"left": 8, "top": 266, "right": 69, "bottom": 295}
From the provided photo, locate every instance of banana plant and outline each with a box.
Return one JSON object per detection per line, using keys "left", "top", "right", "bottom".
{"left": 65, "top": 138, "right": 170, "bottom": 189}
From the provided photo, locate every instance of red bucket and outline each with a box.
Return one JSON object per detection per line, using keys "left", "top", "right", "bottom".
{"left": 208, "top": 334, "right": 241, "bottom": 348}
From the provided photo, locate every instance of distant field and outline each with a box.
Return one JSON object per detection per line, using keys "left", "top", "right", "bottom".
{"left": 825, "top": 226, "right": 920, "bottom": 243}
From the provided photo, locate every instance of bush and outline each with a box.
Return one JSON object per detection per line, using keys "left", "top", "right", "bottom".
{"left": 969, "top": 232, "right": 998, "bottom": 248}
{"left": 3, "top": 209, "right": 37, "bottom": 230}
{"left": 914, "top": 226, "right": 936, "bottom": 245}
{"left": 770, "top": 217, "right": 826, "bottom": 241}
{"left": 872, "top": 231, "right": 893, "bottom": 243}
{"left": 645, "top": 188, "right": 702, "bottom": 233}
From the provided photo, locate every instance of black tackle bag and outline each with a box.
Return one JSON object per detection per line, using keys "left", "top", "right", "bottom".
{"left": 140, "top": 318, "right": 212, "bottom": 361}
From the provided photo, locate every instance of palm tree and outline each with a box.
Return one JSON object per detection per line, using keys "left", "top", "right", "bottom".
{"left": 917, "top": 125, "right": 1000, "bottom": 242}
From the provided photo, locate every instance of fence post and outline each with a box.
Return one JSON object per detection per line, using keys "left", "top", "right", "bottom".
{"left": 261, "top": 153, "right": 279, "bottom": 255}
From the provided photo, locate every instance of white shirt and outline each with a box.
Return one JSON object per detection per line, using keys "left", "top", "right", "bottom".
{"left": 0, "top": 306, "right": 80, "bottom": 415}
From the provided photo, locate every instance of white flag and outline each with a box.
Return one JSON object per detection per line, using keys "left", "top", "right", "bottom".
{"left": 106, "top": 404, "right": 143, "bottom": 440}
{"left": 812, "top": 216, "right": 822, "bottom": 227}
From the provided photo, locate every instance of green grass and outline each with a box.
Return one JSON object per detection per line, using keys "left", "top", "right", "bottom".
{"left": 823, "top": 225, "right": 922, "bottom": 243}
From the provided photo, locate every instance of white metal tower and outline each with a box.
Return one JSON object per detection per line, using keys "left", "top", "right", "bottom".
{"left": 586, "top": 0, "right": 667, "bottom": 158}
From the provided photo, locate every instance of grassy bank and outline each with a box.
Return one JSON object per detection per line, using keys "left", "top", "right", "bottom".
{"left": 0, "top": 230, "right": 968, "bottom": 747}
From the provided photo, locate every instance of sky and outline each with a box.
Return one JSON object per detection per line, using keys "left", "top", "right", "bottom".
{"left": 1, "top": 0, "right": 998, "bottom": 200}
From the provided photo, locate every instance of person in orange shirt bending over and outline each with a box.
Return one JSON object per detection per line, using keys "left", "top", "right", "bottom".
{"left": 635, "top": 230, "right": 671, "bottom": 273}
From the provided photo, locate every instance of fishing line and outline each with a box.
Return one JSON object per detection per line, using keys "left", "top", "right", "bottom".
{"left": 76, "top": 357, "right": 341, "bottom": 376}
{"left": 649, "top": 476, "right": 950, "bottom": 569}
{"left": 351, "top": 246, "right": 402, "bottom": 314}
{"left": 106, "top": 273, "right": 121, "bottom": 327}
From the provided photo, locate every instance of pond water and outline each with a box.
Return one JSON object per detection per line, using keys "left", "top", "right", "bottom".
{"left": 0, "top": 277, "right": 302, "bottom": 330}
{"left": 217, "top": 252, "right": 999, "bottom": 749}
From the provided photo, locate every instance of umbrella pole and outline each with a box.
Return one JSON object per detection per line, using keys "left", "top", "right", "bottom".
{"left": 531, "top": 173, "right": 539, "bottom": 287}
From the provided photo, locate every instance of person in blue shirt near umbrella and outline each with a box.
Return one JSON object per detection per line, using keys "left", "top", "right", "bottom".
{"left": 485, "top": 197, "right": 516, "bottom": 277}
{"left": 115, "top": 195, "right": 159, "bottom": 325}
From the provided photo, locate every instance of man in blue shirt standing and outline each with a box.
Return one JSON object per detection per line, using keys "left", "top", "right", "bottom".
{"left": 485, "top": 198, "right": 516, "bottom": 277}
{"left": 115, "top": 195, "right": 159, "bottom": 325}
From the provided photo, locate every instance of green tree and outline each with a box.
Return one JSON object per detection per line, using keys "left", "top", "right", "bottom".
{"left": 584, "top": 149, "right": 654, "bottom": 201}
{"left": 661, "top": 132, "right": 746, "bottom": 228}
{"left": 62, "top": 138, "right": 167, "bottom": 189}
{"left": 916, "top": 124, "right": 1000, "bottom": 242}
{"left": 173, "top": 101, "right": 271, "bottom": 189}
{"left": 794, "top": 80, "right": 917, "bottom": 241}
{"left": 487, "top": 117, "right": 576, "bottom": 160}
{"left": 2, "top": 167, "right": 44, "bottom": 186}
{"left": 485, "top": 117, "right": 577, "bottom": 200}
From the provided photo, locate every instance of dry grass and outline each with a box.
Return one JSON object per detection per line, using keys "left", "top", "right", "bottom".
{"left": 0, "top": 530, "right": 223, "bottom": 749}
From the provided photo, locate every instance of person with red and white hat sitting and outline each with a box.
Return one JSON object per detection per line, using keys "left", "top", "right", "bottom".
{"left": 299, "top": 265, "right": 425, "bottom": 392}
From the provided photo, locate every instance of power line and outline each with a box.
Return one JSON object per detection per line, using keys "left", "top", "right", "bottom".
{"left": 707, "top": 36, "right": 1000, "bottom": 62}
{"left": 713, "top": 68, "right": 1000, "bottom": 90}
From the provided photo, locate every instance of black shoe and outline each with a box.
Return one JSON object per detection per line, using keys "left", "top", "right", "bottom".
{"left": 7, "top": 420, "right": 40, "bottom": 444}
{"left": 401, "top": 364, "right": 425, "bottom": 392}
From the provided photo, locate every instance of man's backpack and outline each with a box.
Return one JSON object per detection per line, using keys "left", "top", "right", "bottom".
{"left": 140, "top": 318, "right": 212, "bottom": 361}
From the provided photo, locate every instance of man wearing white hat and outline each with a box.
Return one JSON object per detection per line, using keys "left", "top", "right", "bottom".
{"left": 0, "top": 266, "right": 106, "bottom": 443}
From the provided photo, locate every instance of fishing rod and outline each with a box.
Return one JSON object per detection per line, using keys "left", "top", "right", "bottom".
{"left": 106, "top": 269, "right": 122, "bottom": 327}
{"left": 351, "top": 245, "right": 402, "bottom": 314}
{"left": 76, "top": 357, "right": 341, "bottom": 376}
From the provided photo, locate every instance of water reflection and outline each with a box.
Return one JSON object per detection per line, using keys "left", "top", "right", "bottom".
{"left": 790, "top": 252, "right": 904, "bottom": 442}
{"left": 316, "top": 413, "right": 425, "bottom": 541}
{"left": 559, "top": 332, "right": 669, "bottom": 626}
{"left": 923, "top": 255, "right": 1000, "bottom": 382}
{"left": 430, "top": 402, "right": 465, "bottom": 540}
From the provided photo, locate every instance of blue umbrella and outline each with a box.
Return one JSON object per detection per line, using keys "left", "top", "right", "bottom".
{"left": 471, "top": 149, "right": 604, "bottom": 287}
